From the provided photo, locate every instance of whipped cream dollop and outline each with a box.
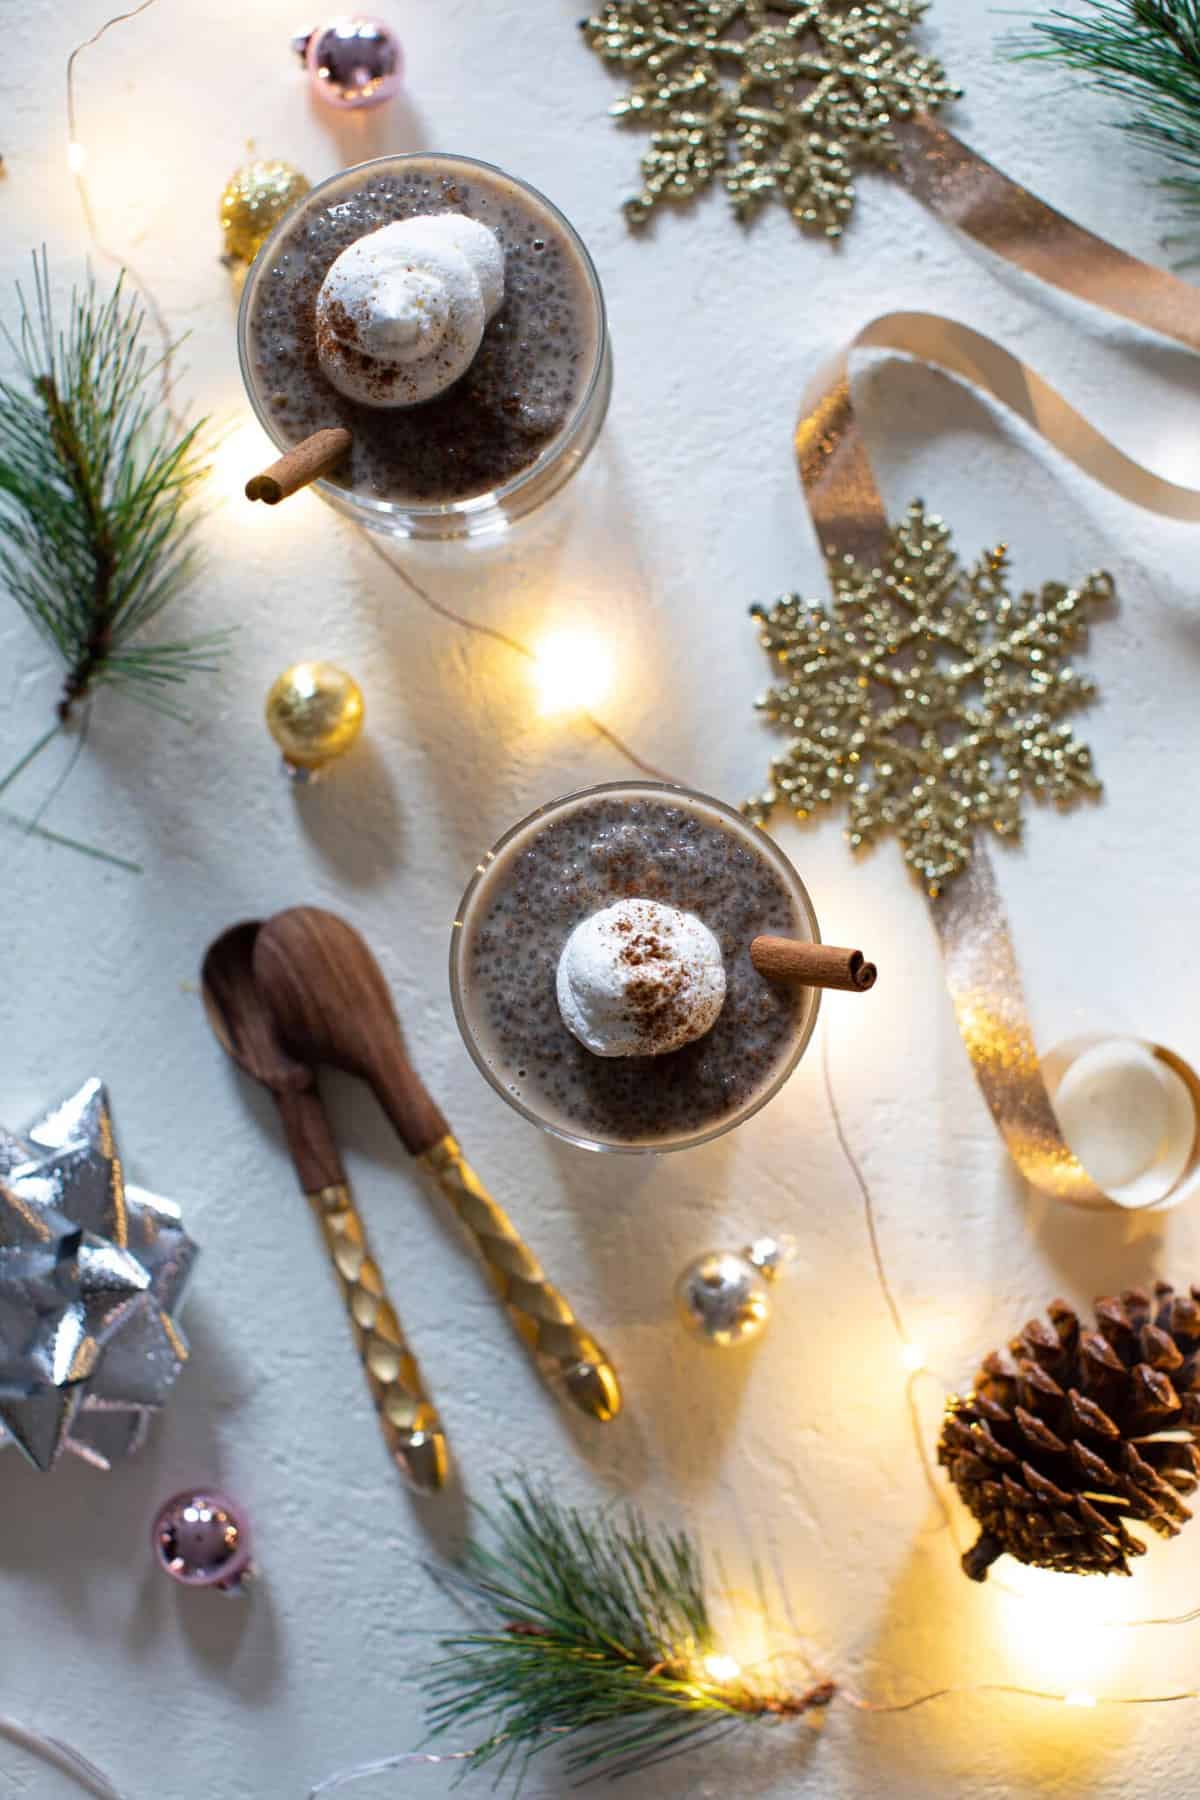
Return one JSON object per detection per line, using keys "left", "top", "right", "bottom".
{"left": 556, "top": 898, "right": 726, "bottom": 1059}
{"left": 315, "top": 213, "right": 505, "bottom": 407}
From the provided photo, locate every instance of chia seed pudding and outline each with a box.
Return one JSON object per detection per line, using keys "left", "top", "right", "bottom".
{"left": 242, "top": 154, "right": 604, "bottom": 506}
{"left": 451, "top": 785, "right": 821, "bottom": 1151}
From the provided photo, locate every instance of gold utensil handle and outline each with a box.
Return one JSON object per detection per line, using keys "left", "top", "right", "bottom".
{"left": 308, "top": 1184, "right": 448, "bottom": 1491}
{"left": 419, "top": 1137, "right": 621, "bottom": 1422}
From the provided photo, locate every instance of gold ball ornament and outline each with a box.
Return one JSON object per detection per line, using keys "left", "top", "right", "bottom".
{"left": 265, "top": 661, "right": 364, "bottom": 776}
{"left": 675, "top": 1238, "right": 788, "bottom": 1348}
{"left": 220, "top": 160, "right": 311, "bottom": 266}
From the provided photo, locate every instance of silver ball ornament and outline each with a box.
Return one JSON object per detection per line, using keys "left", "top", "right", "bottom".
{"left": 675, "top": 1241, "right": 783, "bottom": 1348}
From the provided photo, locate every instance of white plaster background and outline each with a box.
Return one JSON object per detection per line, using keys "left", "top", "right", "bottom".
{"left": 2, "top": 2, "right": 1200, "bottom": 1796}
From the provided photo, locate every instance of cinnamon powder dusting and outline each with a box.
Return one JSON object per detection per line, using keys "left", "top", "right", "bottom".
{"left": 606, "top": 914, "right": 694, "bottom": 1054}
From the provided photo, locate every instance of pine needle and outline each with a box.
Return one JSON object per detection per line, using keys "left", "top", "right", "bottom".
{"left": 0, "top": 248, "right": 222, "bottom": 723}
{"left": 1012, "top": 2, "right": 1200, "bottom": 227}
{"left": 425, "top": 1481, "right": 835, "bottom": 1789}
{"left": 0, "top": 251, "right": 224, "bottom": 868}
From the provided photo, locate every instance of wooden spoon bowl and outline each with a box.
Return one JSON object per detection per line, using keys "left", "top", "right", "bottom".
{"left": 201, "top": 920, "right": 448, "bottom": 1493}
{"left": 253, "top": 905, "right": 447, "bottom": 1155}
{"left": 202, "top": 921, "right": 312, "bottom": 1095}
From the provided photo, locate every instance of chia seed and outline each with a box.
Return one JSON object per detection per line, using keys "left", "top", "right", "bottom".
{"left": 246, "top": 158, "right": 600, "bottom": 503}
{"left": 460, "top": 794, "right": 816, "bottom": 1148}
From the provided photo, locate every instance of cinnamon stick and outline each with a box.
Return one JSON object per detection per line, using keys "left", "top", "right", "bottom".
{"left": 750, "top": 937, "right": 877, "bottom": 993}
{"left": 245, "top": 427, "right": 352, "bottom": 504}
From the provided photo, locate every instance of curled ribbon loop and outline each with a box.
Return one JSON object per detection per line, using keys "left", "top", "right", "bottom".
{"left": 794, "top": 313, "right": 1200, "bottom": 1209}
{"left": 797, "top": 311, "right": 1200, "bottom": 557}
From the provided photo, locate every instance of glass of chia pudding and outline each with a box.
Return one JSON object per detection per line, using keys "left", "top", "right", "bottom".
{"left": 237, "top": 153, "right": 611, "bottom": 538}
{"left": 450, "top": 782, "right": 822, "bottom": 1153}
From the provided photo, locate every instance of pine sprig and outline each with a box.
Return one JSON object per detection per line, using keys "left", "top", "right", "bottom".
{"left": 1013, "top": 2, "right": 1200, "bottom": 223}
{"left": 0, "top": 250, "right": 221, "bottom": 723}
{"left": 426, "top": 1483, "right": 834, "bottom": 1788}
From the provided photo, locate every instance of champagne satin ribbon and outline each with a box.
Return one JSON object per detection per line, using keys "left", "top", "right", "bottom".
{"left": 797, "top": 312, "right": 1200, "bottom": 547}
{"left": 895, "top": 113, "right": 1200, "bottom": 355}
{"left": 793, "top": 312, "right": 1200, "bottom": 1207}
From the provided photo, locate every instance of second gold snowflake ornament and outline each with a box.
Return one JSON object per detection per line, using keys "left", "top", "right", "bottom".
{"left": 746, "top": 502, "right": 1112, "bottom": 896}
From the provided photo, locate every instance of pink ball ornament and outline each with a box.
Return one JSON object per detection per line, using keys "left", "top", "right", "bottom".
{"left": 152, "top": 1490, "right": 253, "bottom": 1593}
{"left": 294, "top": 16, "right": 404, "bottom": 110}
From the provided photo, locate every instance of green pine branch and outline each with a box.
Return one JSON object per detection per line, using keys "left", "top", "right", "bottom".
{"left": 1013, "top": 2, "right": 1200, "bottom": 223}
{"left": 425, "top": 1482, "right": 834, "bottom": 1789}
{"left": 0, "top": 249, "right": 222, "bottom": 725}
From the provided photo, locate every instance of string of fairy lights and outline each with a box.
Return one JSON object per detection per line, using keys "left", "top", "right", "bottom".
{"left": 19, "top": 7, "right": 1200, "bottom": 1795}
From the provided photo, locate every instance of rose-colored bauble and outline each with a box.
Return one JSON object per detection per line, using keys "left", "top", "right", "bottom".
{"left": 152, "top": 1490, "right": 253, "bottom": 1592}
{"left": 294, "top": 16, "right": 404, "bottom": 109}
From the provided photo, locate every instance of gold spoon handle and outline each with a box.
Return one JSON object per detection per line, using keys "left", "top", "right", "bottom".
{"left": 308, "top": 1184, "right": 448, "bottom": 1491}
{"left": 418, "top": 1136, "right": 621, "bottom": 1423}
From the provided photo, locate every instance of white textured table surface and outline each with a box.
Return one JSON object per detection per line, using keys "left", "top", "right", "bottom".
{"left": 4, "top": 3, "right": 1200, "bottom": 1797}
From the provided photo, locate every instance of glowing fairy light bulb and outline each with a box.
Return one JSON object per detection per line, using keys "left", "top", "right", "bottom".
{"left": 211, "top": 419, "right": 281, "bottom": 508}
{"left": 900, "top": 1342, "right": 926, "bottom": 1372}
{"left": 532, "top": 628, "right": 614, "bottom": 717}
{"left": 999, "top": 1568, "right": 1123, "bottom": 1701}
{"left": 67, "top": 141, "right": 86, "bottom": 174}
{"left": 703, "top": 1653, "right": 741, "bottom": 1686}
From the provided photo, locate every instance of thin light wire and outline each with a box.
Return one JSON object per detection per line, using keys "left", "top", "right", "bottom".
{"left": 0, "top": 1715, "right": 126, "bottom": 1799}
{"left": 843, "top": 1684, "right": 1200, "bottom": 1715}
{"left": 821, "top": 1016, "right": 908, "bottom": 1347}
{"left": 65, "top": 0, "right": 160, "bottom": 160}
{"left": 1118, "top": 1602, "right": 1200, "bottom": 1626}
{"left": 66, "top": 0, "right": 179, "bottom": 413}
{"left": 907, "top": 1368, "right": 956, "bottom": 1535}
{"left": 821, "top": 1014, "right": 969, "bottom": 1541}
{"left": 363, "top": 538, "right": 679, "bottom": 785}
{"left": 305, "top": 1670, "right": 1200, "bottom": 1791}
{"left": 308, "top": 1749, "right": 474, "bottom": 1796}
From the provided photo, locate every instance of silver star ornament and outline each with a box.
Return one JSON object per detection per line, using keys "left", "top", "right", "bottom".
{"left": 0, "top": 1079, "right": 198, "bottom": 1471}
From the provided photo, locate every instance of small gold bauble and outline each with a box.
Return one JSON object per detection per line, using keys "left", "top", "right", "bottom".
{"left": 675, "top": 1243, "right": 780, "bottom": 1349}
{"left": 220, "top": 160, "right": 310, "bottom": 266}
{"left": 265, "top": 661, "right": 364, "bottom": 773}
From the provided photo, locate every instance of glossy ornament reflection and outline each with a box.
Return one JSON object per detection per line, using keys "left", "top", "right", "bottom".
{"left": 265, "top": 660, "right": 365, "bottom": 778}
{"left": 294, "top": 16, "right": 404, "bottom": 109}
{"left": 152, "top": 1490, "right": 253, "bottom": 1592}
{"left": 675, "top": 1238, "right": 790, "bottom": 1348}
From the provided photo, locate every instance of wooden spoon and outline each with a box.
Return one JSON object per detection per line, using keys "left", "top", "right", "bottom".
{"left": 253, "top": 905, "right": 621, "bottom": 1423}
{"left": 201, "top": 921, "right": 448, "bottom": 1493}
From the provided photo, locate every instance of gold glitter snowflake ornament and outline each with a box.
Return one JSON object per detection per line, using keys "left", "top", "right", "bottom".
{"left": 580, "top": 0, "right": 958, "bottom": 234}
{"left": 745, "top": 503, "right": 1113, "bottom": 894}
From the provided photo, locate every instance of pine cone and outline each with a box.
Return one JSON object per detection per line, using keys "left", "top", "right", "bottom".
{"left": 939, "top": 1283, "right": 1200, "bottom": 1581}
